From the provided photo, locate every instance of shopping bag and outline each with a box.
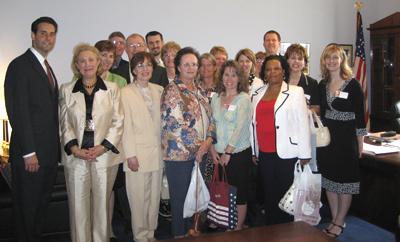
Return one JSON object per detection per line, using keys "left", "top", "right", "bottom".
{"left": 293, "top": 163, "right": 322, "bottom": 225}
{"left": 183, "top": 162, "right": 210, "bottom": 218}
{"left": 160, "top": 168, "right": 170, "bottom": 200}
{"left": 206, "top": 164, "right": 238, "bottom": 230}
{"left": 279, "top": 160, "right": 302, "bottom": 215}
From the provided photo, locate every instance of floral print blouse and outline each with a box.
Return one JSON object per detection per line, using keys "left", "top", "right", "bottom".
{"left": 161, "top": 79, "right": 216, "bottom": 161}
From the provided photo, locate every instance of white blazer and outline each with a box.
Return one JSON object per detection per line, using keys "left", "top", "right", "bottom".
{"left": 120, "top": 83, "right": 164, "bottom": 173}
{"left": 59, "top": 79, "right": 124, "bottom": 168}
{"left": 250, "top": 82, "right": 311, "bottom": 159}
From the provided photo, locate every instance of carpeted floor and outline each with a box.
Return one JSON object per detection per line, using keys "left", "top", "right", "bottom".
{"left": 2, "top": 201, "right": 396, "bottom": 242}
{"left": 37, "top": 208, "right": 395, "bottom": 242}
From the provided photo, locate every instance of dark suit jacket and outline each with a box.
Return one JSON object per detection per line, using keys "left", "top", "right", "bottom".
{"left": 4, "top": 49, "right": 60, "bottom": 167}
{"left": 150, "top": 65, "right": 169, "bottom": 88}
{"left": 110, "top": 58, "right": 130, "bottom": 83}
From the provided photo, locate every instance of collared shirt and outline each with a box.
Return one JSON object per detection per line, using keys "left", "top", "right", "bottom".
{"left": 155, "top": 57, "right": 165, "bottom": 67}
{"left": 30, "top": 47, "right": 47, "bottom": 72}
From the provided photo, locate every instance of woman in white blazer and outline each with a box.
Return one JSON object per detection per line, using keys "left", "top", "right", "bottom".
{"left": 250, "top": 55, "right": 311, "bottom": 225}
{"left": 121, "top": 52, "right": 164, "bottom": 242}
{"left": 59, "top": 44, "right": 124, "bottom": 242}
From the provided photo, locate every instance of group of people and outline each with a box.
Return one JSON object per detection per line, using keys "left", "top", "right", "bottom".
{"left": 4, "top": 16, "right": 367, "bottom": 242}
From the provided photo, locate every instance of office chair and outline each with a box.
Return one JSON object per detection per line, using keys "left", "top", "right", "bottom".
{"left": 393, "top": 100, "right": 400, "bottom": 133}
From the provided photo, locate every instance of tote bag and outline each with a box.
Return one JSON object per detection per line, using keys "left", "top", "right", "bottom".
{"left": 207, "top": 164, "right": 238, "bottom": 229}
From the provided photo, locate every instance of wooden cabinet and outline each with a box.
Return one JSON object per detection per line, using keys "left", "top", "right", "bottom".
{"left": 369, "top": 12, "right": 400, "bottom": 131}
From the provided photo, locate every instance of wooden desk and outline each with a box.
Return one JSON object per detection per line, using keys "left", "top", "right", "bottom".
{"left": 351, "top": 135, "right": 400, "bottom": 232}
{"left": 162, "top": 222, "right": 336, "bottom": 242}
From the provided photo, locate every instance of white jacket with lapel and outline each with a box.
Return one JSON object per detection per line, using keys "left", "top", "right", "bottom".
{"left": 250, "top": 82, "right": 311, "bottom": 159}
{"left": 59, "top": 80, "right": 124, "bottom": 168}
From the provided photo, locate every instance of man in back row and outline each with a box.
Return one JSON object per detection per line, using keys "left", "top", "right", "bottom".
{"left": 109, "top": 31, "right": 131, "bottom": 83}
{"left": 263, "top": 30, "right": 282, "bottom": 56}
{"left": 126, "top": 33, "right": 168, "bottom": 87}
{"left": 146, "top": 31, "right": 165, "bottom": 67}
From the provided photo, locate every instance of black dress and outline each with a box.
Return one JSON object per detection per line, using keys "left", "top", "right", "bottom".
{"left": 297, "top": 73, "right": 320, "bottom": 106}
{"left": 317, "top": 78, "right": 367, "bottom": 194}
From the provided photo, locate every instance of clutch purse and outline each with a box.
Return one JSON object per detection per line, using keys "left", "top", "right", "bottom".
{"left": 309, "top": 111, "right": 330, "bottom": 147}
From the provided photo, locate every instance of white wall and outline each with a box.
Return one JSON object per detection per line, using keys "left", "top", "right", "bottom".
{"left": 0, "top": 0, "right": 399, "bottom": 96}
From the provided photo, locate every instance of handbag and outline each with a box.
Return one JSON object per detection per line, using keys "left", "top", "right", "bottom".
{"left": 207, "top": 164, "right": 238, "bottom": 230}
{"left": 279, "top": 160, "right": 301, "bottom": 215}
{"left": 309, "top": 110, "right": 330, "bottom": 147}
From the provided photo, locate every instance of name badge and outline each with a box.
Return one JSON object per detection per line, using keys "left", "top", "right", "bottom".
{"left": 228, "top": 105, "right": 237, "bottom": 111}
{"left": 209, "top": 92, "right": 217, "bottom": 98}
{"left": 338, "top": 91, "right": 349, "bottom": 99}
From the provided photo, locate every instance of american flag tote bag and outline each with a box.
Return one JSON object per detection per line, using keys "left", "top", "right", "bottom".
{"left": 206, "top": 164, "right": 238, "bottom": 229}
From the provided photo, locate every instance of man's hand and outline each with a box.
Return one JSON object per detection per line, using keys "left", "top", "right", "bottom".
{"left": 24, "top": 155, "right": 40, "bottom": 172}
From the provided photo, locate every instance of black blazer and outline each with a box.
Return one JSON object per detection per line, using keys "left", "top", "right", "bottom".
{"left": 110, "top": 58, "right": 130, "bottom": 83}
{"left": 4, "top": 49, "right": 60, "bottom": 167}
{"left": 150, "top": 65, "right": 169, "bottom": 88}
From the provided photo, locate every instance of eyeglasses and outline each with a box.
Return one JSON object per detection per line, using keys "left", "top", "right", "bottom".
{"left": 165, "top": 53, "right": 176, "bottom": 58}
{"left": 111, "top": 40, "right": 125, "bottom": 46}
{"left": 180, "top": 63, "right": 198, "bottom": 68}
{"left": 127, "top": 43, "right": 145, "bottom": 49}
{"left": 136, "top": 63, "right": 153, "bottom": 70}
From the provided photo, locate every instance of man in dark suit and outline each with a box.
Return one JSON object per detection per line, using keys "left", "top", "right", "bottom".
{"left": 109, "top": 31, "right": 131, "bottom": 83}
{"left": 126, "top": 33, "right": 169, "bottom": 87}
{"left": 4, "top": 16, "right": 60, "bottom": 242}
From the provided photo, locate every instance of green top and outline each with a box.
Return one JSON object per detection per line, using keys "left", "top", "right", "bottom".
{"left": 211, "top": 92, "right": 252, "bottom": 153}
{"left": 72, "top": 71, "right": 127, "bottom": 89}
{"left": 104, "top": 71, "right": 127, "bottom": 88}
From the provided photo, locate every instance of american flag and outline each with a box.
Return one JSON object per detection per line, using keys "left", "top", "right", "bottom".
{"left": 353, "top": 11, "right": 369, "bottom": 126}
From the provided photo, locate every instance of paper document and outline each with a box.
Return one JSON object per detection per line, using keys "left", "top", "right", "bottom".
{"left": 363, "top": 143, "right": 400, "bottom": 155}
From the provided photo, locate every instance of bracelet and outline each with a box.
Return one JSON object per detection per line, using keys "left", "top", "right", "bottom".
{"left": 224, "top": 152, "right": 233, "bottom": 156}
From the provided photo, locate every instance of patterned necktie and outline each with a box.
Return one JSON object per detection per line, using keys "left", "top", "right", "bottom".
{"left": 44, "top": 59, "right": 55, "bottom": 89}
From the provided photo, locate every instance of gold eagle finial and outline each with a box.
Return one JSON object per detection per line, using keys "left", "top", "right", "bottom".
{"left": 354, "top": 1, "right": 363, "bottom": 11}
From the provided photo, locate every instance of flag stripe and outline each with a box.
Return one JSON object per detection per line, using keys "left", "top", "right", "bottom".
{"left": 353, "top": 11, "right": 369, "bottom": 127}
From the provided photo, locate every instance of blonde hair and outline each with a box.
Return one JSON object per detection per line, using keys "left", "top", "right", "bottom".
{"left": 161, "top": 41, "right": 181, "bottom": 62}
{"left": 71, "top": 43, "right": 102, "bottom": 78}
{"left": 210, "top": 46, "right": 228, "bottom": 58}
{"left": 320, "top": 44, "right": 352, "bottom": 81}
{"left": 198, "top": 53, "right": 218, "bottom": 85}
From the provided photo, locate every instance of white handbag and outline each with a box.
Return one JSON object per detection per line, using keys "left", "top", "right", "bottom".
{"left": 309, "top": 111, "right": 330, "bottom": 147}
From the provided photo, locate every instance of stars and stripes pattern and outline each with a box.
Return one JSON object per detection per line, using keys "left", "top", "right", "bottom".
{"left": 207, "top": 185, "right": 238, "bottom": 229}
{"left": 353, "top": 11, "right": 369, "bottom": 126}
